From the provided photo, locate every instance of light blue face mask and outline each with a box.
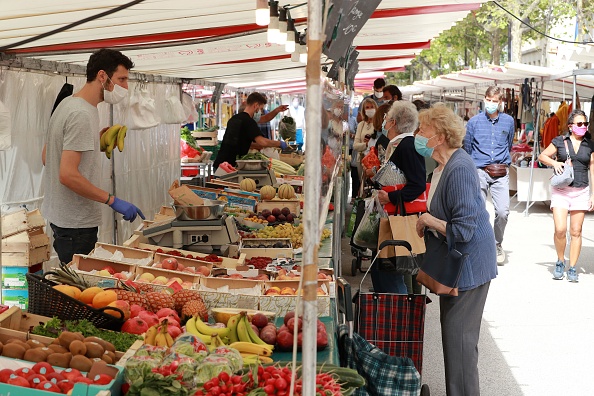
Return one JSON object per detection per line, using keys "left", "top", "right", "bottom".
{"left": 414, "top": 134, "right": 437, "bottom": 157}
{"left": 381, "top": 119, "right": 388, "bottom": 136}
{"left": 484, "top": 100, "right": 499, "bottom": 115}
{"left": 253, "top": 110, "right": 262, "bottom": 122}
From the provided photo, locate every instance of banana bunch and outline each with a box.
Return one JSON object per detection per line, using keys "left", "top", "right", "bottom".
{"left": 241, "top": 353, "right": 273, "bottom": 365}
{"left": 186, "top": 316, "right": 230, "bottom": 346}
{"left": 227, "top": 313, "right": 274, "bottom": 357}
{"left": 100, "top": 124, "right": 128, "bottom": 159}
{"left": 144, "top": 322, "right": 174, "bottom": 348}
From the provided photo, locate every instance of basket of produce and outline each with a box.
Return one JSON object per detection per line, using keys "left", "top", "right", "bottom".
{"left": 26, "top": 271, "right": 126, "bottom": 331}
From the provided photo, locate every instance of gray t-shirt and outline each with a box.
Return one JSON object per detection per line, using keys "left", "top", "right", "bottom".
{"left": 41, "top": 96, "right": 102, "bottom": 228}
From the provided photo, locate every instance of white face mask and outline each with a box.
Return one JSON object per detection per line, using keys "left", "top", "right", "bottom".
{"left": 103, "top": 77, "right": 128, "bottom": 104}
{"left": 253, "top": 109, "right": 262, "bottom": 122}
{"left": 365, "top": 109, "right": 376, "bottom": 118}
{"left": 374, "top": 90, "right": 383, "bottom": 99}
{"left": 333, "top": 108, "right": 342, "bottom": 117}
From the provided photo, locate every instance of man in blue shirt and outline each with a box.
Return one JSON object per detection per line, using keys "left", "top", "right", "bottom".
{"left": 464, "top": 86, "right": 516, "bottom": 265}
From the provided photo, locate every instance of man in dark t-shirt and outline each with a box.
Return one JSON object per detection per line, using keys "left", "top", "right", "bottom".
{"left": 214, "top": 92, "right": 288, "bottom": 170}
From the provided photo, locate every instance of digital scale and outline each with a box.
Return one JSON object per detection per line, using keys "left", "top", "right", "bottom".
{"left": 142, "top": 215, "right": 239, "bottom": 252}
{"left": 215, "top": 169, "right": 278, "bottom": 188}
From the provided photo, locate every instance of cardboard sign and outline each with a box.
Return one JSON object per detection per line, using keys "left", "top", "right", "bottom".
{"left": 169, "top": 180, "right": 204, "bottom": 206}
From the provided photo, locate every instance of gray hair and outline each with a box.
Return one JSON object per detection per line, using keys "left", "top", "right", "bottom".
{"left": 387, "top": 101, "right": 418, "bottom": 134}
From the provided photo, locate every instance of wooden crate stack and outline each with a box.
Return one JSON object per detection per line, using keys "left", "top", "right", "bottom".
{"left": 1, "top": 209, "right": 49, "bottom": 310}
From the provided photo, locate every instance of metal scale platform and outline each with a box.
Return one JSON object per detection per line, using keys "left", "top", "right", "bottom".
{"left": 216, "top": 168, "right": 278, "bottom": 188}
{"left": 142, "top": 215, "right": 239, "bottom": 252}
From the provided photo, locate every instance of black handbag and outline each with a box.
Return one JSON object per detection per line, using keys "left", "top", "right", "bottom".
{"left": 416, "top": 223, "right": 467, "bottom": 296}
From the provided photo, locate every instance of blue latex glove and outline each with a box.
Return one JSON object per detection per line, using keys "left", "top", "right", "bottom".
{"left": 279, "top": 140, "right": 288, "bottom": 150}
{"left": 110, "top": 197, "right": 145, "bottom": 222}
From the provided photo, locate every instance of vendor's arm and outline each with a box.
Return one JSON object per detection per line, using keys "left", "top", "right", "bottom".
{"left": 258, "top": 105, "right": 289, "bottom": 124}
{"left": 59, "top": 151, "right": 112, "bottom": 204}
{"left": 538, "top": 140, "right": 564, "bottom": 175}
{"left": 253, "top": 135, "right": 287, "bottom": 150}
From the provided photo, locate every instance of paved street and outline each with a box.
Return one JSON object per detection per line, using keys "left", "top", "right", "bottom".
{"left": 340, "top": 196, "right": 594, "bottom": 396}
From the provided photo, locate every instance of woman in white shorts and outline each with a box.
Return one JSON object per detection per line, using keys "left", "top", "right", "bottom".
{"left": 539, "top": 109, "right": 594, "bottom": 282}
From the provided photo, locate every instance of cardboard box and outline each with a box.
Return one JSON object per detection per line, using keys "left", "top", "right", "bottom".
{"left": 70, "top": 255, "right": 136, "bottom": 288}
{"left": 169, "top": 181, "right": 205, "bottom": 206}
{"left": 240, "top": 238, "right": 293, "bottom": 260}
{"left": 198, "top": 277, "right": 262, "bottom": 317}
{"left": 256, "top": 200, "right": 300, "bottom": 215}
{"left": 1, "top": 264, "right": 42, "bottom": 289}
{"left": 1, "top": 209, "right": 46, "bottom": 239}
{"left": 1, "top": 289, "right": 28, "bottom": 310}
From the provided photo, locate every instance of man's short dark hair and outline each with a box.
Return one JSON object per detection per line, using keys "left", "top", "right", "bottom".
{"left": 373, "top": 78, "right": 386, "bottom": 90}
{"left": 383, "top": 85, "right": 402, "bottom": 101}
{"left": 86, "top": 49, "right": 134, "bottom": 82}
{"left": 246, "top": 92, "right": 267, "bottom": 106}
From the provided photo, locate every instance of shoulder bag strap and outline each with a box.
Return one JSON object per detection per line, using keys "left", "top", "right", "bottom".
{"left": 563, "top": 139, "right": 573, "bottom": 166}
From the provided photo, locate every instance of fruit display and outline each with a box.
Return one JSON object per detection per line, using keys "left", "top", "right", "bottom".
{"left": 254, "top": 223, "right": 331, "bottom": 249}
{"left": 277, "top": 183, "right": 296, "bottom": 199}
{"left": 275, "top": 311, "right": 328, "bottom": 352}
{"left": 100, "top": 124, "right": 128, "bottom": 159}
{"left": 244, "top": 256, "right": 273, "bottom": 269}
{"left": 259, "top": 185, "right": 276, "bottom": 200}
{"left": 239, "top": 178, "right": 257, "bottom": 192}
{"left": 0, "top": 360, "right": 116, "bottom": 393}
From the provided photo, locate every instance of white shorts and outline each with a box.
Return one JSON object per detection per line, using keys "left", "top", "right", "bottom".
{"left": 550, "top": 186, "right": 590, "bottom": 211}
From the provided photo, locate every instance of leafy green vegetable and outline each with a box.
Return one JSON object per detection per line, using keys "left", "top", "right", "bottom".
{"left": 126, "top": 367, "right": 190, "bottom": 396}
{"left": 31, "top": 317, "right": 141, "bottom": 352}
{"left": 181, "top": 126, "right": 200, "bottom": 151}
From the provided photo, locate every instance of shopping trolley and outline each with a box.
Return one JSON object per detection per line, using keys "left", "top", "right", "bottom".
{"left": 337, "top": 240, "right": 431, "bottom": 396}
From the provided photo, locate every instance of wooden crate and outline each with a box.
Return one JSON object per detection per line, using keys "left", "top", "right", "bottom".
{"left": 1, "top": 228, "right": 50, "bottom": 266}
{"left": 279, "top": 153, "right": 304, "bottom": 167}
{"left": 130, "top": 242, "right": 243, "bottom": 269}
{"left": 1, "top": 209, "right": 46, "bottom": 239}
{"left": 192, "top": 131, "right": 218, "bottom": 146}
{"left": 91, "top": 242, "right": 154, "bottom": 264}
{"left": 69, "top": 254, "right": 136, "bottom": 287}
{"left": 256, "top": 200, "right": 300, "bottom": 215}
{"left": 239, "top": 238, "right": 293, "bottom": 260}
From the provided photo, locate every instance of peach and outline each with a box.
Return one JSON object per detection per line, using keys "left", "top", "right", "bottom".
{"left": 152, "top": 276, "right": 168, "bottom": 285}
{"left": 98, "top": 270, "right": 112, "bottom": 277}
{"left": 264, "top": 287, "right": 281, "bottom": 296}
{"left": 280, "top": 287, "right": 295, "bottom": 295}
{"left": 181, "top": 281, "right": 194, "bottom": 289}
{"left": 139, "top": 273, "right": 155, "bottom": 282}
{"left": 197, "top": 266, "right": 210, "bottom": 277}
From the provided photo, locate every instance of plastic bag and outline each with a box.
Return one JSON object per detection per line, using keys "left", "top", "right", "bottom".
{"left": 181, "top": 139, "right": 201, "bottom": 159}
{"left": 279, "top": 116, "right": 297, "bottom": 140}
{"left": 353, "top": 195, "right": 386, "bottom": 249}
{"left": 372, "top": 161, "right": 407, "bottom": 187}
{"left": 361, "top": 147, "right": 381, "bottom": 170}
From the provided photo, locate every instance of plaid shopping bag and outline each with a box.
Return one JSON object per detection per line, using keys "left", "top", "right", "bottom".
{"left": 354, "top": 293, "right": 429, "bottom": 374}
{"left": 340, "top": 326, "right": 420, "bottom": 396}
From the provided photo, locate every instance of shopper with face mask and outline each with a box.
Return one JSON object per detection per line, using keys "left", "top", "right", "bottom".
{"left": 538, "top": 109, "right": 594, "bottom": 282}
{"left": 214, "top": 92, "right": 288, "bottom": 171}
{"left": 356, "top": 78, "right": 386, "bottom": 123}
{"left": 352, "top": 98, "right": 378, "bottom": 199}
{"left": 41, "top": 49, "right": 145, "bottom": 264}
{"left": 415, "top": 105, "right": 497, "bottom": 396}
{"left": 463, "top": 86, "right": 515, "bottom": 265}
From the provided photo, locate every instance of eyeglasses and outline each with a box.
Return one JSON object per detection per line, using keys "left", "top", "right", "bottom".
{"left": 574, "top": 122, "right": 589, "bottom": 127}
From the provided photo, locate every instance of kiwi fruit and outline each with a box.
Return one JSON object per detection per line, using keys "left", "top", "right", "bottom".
{"left": 47, "top": 353, "right": 71, "bottom": 368}
{"left": 23, "top": 348, "right": 47, "bottom": 362}
{"left": 103, "top": 341, "right": 116, "bottom": 353}
{"left": 2, "top": 343, "right": 26, "bottom": 359}
{"left": 39, "top": 347, "right": 53, "bottom": 357}
{"left": 0, "top": 341, "right": 4, "bottom": 355}
{"left": 100, "top": 354, "right": 113, "bottom": 364}
{"left": 70, "top": 355, "right": 92, "bottom": 372}
{"left": 84, "top": 342, "right": 104, "bottom": 359}
{"left": 48, "top": 344, "right": 68, "bottom": 354}
{"left": 105, "top": 350, "right": 116, "bottom": 362}
{"left": 59, "top": 332, "right": 80, "bottom": 349}
{"left": 84, "top": 336, "right": 108, "bottom": 351}
{"left": 6, "top": 339, "right": 30, "bottom": 350}
{"left": 27, "top": 339, "right": 45, "bottom": 349}
{"left": 51, "top": 338, "right": 61, "bottom": 345}
{"left": 69, "top": 340, "right": 87, "bottom": 356}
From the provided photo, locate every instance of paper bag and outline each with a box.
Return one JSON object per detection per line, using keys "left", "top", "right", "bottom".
{"left": 389, "top": 215, "right": 426, "bottom": 255}
{"left": 378, "top": 218, "right": 396, "bottom": 260}
{"left": 168, "top": 181, "right": 204, "bottom": 206}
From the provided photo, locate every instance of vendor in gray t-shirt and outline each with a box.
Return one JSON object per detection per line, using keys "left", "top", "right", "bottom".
{"left": 41, "top": 49, "right": 144, "bottom": 264}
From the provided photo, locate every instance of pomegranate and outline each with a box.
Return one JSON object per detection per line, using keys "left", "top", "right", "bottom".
{"left": 161, "top": 258, "right": 178, "bottom": 270}
{"left": 284, "top": 311, "right": 296, "bottom": 326}
{"left": 130, "top": 304, "right": 144, "bottom": 318}
{"left": 160, "top": 316, "right": 180, "bottom": 328}
{"left": 276, "top": 331, "right": 293, "bottom": 351}
{"left": 251, "top": 313, "right": 269, "bottom": 328}
{"left": 121, "top": 317, "right": 149, "bottom": 335}
{"left": 167, "top": 325, "right": 182, "bottom": 339}
{"left": 316, "top": 331, "right": 329, "bottom": 350}
{"left": 137, "top": 311, "right": 159, "bottom": 327}
{"left": 286, "top": 317, "right": 302, "bottom": 333}
{"left": 156, "top": 308, "right": 179, "bottom": 321}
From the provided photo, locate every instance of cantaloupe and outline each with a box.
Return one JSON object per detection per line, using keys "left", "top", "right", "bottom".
{"left": 240, "top": 178, "right": 257, "bottom": 192}
{"left": 278, "top": 184, "right": 296, "bottom": 199}
{"left": 259, "top": 185, "right": 276, "bottom": 200}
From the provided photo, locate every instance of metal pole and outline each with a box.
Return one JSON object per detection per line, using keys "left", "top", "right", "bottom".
{"left": 333, "top": 177, "right": 343, "bottom": 278}
{"left": 573, "top": 74, "right": 578, "bottom": 107}
{"left": 301, "top": 0, "right": 323, "bottom": 393}
{"left": 110, "top": 105, "right": 118, "bottom": 244}
{"left": 525, "top": 79, "right": 544, "bottom": 216}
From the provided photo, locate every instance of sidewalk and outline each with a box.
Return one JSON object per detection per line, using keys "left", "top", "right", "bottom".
{"left": 340, "top": 196, "right": 594, "bottom": 396}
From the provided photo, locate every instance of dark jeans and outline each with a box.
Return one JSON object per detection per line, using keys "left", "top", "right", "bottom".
{"left": 350, "top": 165, "right": 360, "bottom": 199}
{"left": 50, "top": 223, "right": 98, "bottom": 264}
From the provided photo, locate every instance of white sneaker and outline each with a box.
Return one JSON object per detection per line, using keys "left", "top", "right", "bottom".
{"left": 496, "top": 244, "right": 506, "bottom": 265}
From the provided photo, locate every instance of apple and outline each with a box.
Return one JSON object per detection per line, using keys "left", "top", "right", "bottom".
{"left": 26, "top": 374, "right": 46, "bottom": 387}
{"left": 197, "top": 266, "right": 210, "bottom": 277}
{"left": 15, "top": 368, "right": 33, "bottom": 378}
{"left": 46, "top": 372, "right": 65, "bottom": 383}
{"left": 176, "top": 263, "right": 185, "bottom": 271}
{"left": 0, "top": 369, "right": 14, "bottom": 383}
{"left": 102, "top": 266, "right": 116, "bottom": 275}
{"left": 32, "top": 362, "right": 54, "bottom": 376}
{"left": 139, "top": 272, "right": 155, "bottom": 282}
{"left": 161, "top": 258, "right": 178, "bottom": 270}
{"left": 98, "top": 269, "right": 112, "bottom": 277}
{"left": 8, "top": 375, "right": 30, "bottom": 388}
{"left": 57, "top": 380, "right": 75, "bottom": 393}
{"left": 113, "top": 272, "right": 127, "bottom": 280}
{"left": 287, "top": 317, "right": 302, "bottom": 333}
{"left": 60, "top": 369, "right": 81, "bottom": 382}
{"left": 251, "top": 313, "right": 269, "bottom": 328}
{"left": 284, "top": 311, "right": 296, "bottom": 326}
{"left": 92, "top": 373, "right": 114, "bottom": 385}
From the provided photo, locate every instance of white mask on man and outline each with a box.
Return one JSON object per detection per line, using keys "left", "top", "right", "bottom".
{"left": 103, "top": 77, "right": 128, "bottom": 104}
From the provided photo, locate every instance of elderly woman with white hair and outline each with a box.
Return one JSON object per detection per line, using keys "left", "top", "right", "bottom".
{"left": 373, "top": 100, "right": 426, "bottom": 294}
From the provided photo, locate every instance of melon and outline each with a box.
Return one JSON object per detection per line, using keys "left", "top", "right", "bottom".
{"left": 260, "top": 185, "right": 276, "bottom": 200}
{"left": 240, "top": 178, "right": 257, "bottom": 192}
{"left": 278, "top": 183, "right": 296, "bottom": 199}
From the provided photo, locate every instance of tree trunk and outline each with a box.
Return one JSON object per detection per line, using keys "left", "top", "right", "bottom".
{"left": 491, "top": 30, "right": 502, "bottom": 65}
{"left": 511, "top": 19, "right": 523, "bottom": 63}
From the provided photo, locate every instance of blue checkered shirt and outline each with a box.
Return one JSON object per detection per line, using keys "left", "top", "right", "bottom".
{"left": 463, "top": 111, "right": 515, "bottom": 167}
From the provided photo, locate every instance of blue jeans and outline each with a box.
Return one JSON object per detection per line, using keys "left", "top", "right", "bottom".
{"left": 50, "top": 223, "right": 98, "bottom": 264}
{"left": 370, "top": 261, "right": 407, "bottom": 294}
{"left": 477, "top": 169, "right": 509, "bottom": 245}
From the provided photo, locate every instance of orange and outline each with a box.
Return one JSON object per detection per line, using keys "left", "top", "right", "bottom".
{"left": 92, "top": 290, "right": 117, "bottom": 309}
{"left": 53, "top": 285, "right": 81, "bottom": 299}
{"left": 105, "top": 300, "right": 130, "bottom": 320}
{"left": 79, "top": 287, "right": 104, "bottom": 304}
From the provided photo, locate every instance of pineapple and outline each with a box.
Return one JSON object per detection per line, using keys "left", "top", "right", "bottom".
{"left": 173, "top": 289, "right": 205, "bottom": 312}
{"left": 115, "top": 289, "right": 149, "bottom": 310}
{"left": 146, "top": 291, "right": 175, "bottom": 312}
{"left": 182, "top": 300, "right": 208, "bottom": 322}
